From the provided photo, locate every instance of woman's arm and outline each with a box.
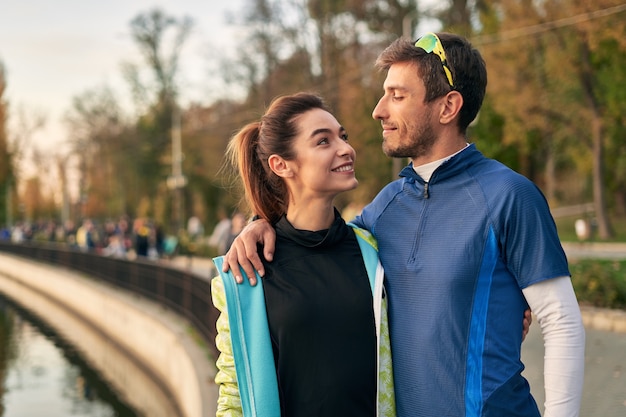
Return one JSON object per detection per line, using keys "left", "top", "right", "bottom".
{"left": 211, "top": 276, "right": 244, "bottom": 417}
{"left": 522, "top": 276, "right": 585, "bottom": 417}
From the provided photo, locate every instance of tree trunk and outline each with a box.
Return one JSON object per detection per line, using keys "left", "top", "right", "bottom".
{"left": 545, "top": 143, "right": 556, "bottom": 204}
{"left": 578, "top": 34, "right": 613, "bottom": 239}
{"left": 590, "top": 112, "right": 613, "bottom": 239}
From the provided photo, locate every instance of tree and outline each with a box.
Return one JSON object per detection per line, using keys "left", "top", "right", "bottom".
{"left": 64, "top": 86, "right": 132, "bottom": 219}
{"left": 177, "top": 99, "right": 246, "bottom": 227}
{"left": 597, "top": 37, "right": 626, "bottom": 215}
{"left": 126, "top": 9, "right": 193, "bottom": 110}
{"left": 472, "top": 0, "right": 626, "bottom": 239}
{"left": 0, "top": 61, "right": 12, "bottom": 226}
{"left": 0, "top": 63, "right": 45, "bottom": 226}
{"left": 121, "top": 8, "right": 194, "bottom": 231}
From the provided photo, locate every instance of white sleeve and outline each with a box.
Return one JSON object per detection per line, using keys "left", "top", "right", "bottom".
{"left": 522, "top": 276, "right": 585, "bottom": 417}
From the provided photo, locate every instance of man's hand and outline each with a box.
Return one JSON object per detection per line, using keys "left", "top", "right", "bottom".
{"left": 522, "top": 308, "right": 533, "bottom": 342}
{"left": 222, "top": 219, "right": 276, "bottom": 286}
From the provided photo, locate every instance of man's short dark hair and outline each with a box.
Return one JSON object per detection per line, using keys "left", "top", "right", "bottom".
{"left": 375, "top": 33, "right": 487, "bottom": 133}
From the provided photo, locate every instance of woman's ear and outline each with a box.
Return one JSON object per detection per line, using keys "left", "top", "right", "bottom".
{"left": 268, "top": 154, "right": 293, "bottom": 178}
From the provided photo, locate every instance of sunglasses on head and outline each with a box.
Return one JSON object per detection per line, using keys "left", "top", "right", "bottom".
{"left": 414, "top": 32, "right": 454, "bottom": 88}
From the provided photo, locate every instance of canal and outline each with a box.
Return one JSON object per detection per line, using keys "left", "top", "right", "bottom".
{"left": 0, "top": 294, "right": 139, "bottom": 416}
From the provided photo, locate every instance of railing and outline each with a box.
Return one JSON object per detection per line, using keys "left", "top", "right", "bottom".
{"left": 0, "top": 240, "right": 219, "bottom": 358}
{"left": 550, "top": 202, "right": 595, "bottom": 219}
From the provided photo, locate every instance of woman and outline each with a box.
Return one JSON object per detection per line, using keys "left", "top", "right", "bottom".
{"left": 211, "top": 93, "right": 395, "bottom": 416}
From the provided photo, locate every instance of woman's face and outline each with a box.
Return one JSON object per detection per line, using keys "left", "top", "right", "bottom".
{"left": 283, "top": 108, "right": 358, "bottom": 200}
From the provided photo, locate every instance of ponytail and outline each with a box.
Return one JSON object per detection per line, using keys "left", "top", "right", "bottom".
{"left": 226, "top": 122, "right": 286, "bottom": 224}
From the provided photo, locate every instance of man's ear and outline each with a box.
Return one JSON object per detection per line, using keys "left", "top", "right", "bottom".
{"left": 268, "top": 154, "right": 293, "bottom": 178}
{"left": 440, "top": 90, "right": 463, "bottom": 125}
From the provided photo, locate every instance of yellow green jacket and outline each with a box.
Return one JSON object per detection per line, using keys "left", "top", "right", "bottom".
{"left": 211, "top": 226, "right": 395, "bottom": 416}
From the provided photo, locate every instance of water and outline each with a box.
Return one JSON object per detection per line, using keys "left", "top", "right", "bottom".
{"left": 0, "top": 296, "right": 138, "bottom": 417}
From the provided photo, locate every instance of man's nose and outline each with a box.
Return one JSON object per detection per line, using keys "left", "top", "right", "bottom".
{"left": 372, "top": 97, "right": 386, "bottom": 120}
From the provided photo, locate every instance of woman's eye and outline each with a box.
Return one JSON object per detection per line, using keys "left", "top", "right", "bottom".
{"left": 341, "top": 133, "right": 349, "bottom": 141}
{"left": 318, "top": 138, "right": 329, "bottom": 145}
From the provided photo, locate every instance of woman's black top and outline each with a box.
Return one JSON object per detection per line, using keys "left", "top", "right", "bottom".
{"left": 262, "top": 210, "right": 377, "bottom": 417}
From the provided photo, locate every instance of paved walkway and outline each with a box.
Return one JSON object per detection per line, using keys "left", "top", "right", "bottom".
{"left": 522, "top": 242, "right": 626, "bottom": 416}
{"left": 522, "top": 324, "right": 626, "bottom": 417}
{"left": 166, "top": 255, "right": 217, "bottom": 280}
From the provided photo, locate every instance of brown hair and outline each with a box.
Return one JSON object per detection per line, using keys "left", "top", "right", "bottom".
{"left": 227, "top": 92, "right": 330, "bottom": 224}
{"left": 375, "top": 33, "right": 487, "bottom": 133}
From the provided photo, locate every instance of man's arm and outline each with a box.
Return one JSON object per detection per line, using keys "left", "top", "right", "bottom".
{"left": 522, "top": 276, "right": 585, "bottom": 417}
{"left": 221, "top": 219, "right": 276, "bottom": 285}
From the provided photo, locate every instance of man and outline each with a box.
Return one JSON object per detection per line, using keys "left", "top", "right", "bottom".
{"left": 223, "top": 33, "right": 585, "bottom": 417}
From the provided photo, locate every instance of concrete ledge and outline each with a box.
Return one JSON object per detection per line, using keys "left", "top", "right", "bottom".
{"left": 0, "top": 253, "right": 217, "bottom": 417}
{"left": 580, "top": 305, "right": 626, "bottom": 333}
{"left": 562, "top": 242, "right": 626, "bottom": 260}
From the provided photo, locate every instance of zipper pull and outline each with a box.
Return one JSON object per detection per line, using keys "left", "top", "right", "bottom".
{"left": 424, "top": 182, "right": 430, "bottom": 199}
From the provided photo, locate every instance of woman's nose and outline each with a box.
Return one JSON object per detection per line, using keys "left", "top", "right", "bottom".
{"left": 338, "top": 140, "right": 355, "bottom": 157}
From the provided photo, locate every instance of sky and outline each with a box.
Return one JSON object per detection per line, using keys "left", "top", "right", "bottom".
{"left": 0, "top": 0, "right": 245, "bottom": 156}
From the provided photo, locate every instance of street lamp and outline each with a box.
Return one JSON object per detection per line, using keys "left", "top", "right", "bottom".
{"left": 167, "top": 103, "right": 187, "bottom": 234}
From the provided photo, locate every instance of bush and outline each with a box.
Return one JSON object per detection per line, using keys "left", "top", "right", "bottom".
{"left": 569, "top": 259, "right": 626, "bottom": 309}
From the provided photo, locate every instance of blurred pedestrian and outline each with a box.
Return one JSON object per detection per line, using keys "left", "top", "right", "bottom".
{"left": 208, "top": 209, "right": 232, "bottom": 255}
{"left": 223, "top": 212, "right": 246, "bottom": 254}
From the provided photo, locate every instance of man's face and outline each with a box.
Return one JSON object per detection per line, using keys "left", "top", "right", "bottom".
{"left": 372, "top": 61, "right": 438, "bottom": 161}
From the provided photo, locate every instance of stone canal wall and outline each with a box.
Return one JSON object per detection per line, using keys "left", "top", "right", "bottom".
{"left": 0, "top": 253, "right": 217, "bottom": 417}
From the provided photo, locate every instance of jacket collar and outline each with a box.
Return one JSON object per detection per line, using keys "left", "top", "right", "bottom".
{"left": 399, "top": 143, "right": 481, "bottom": 184}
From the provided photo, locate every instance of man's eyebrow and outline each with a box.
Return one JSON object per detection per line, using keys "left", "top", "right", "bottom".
{"left": 384, "top": 85, "right": 409, "bottom": 93}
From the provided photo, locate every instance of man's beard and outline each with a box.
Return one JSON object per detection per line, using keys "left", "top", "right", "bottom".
{"left": 382, "top": 120, "right": 437, "bottom": 160}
